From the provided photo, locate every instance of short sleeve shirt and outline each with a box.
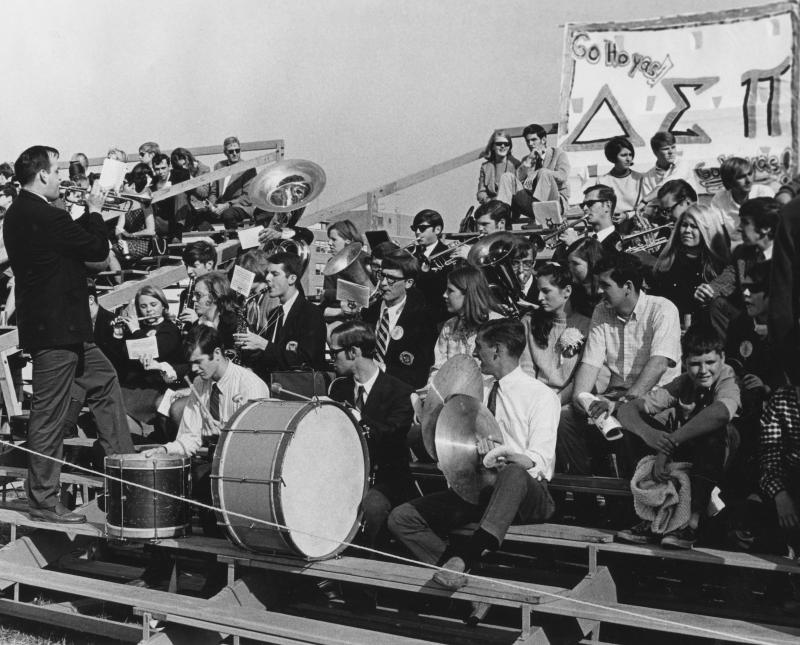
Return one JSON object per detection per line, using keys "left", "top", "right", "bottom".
{"left": 643, "top": 363, "right": 741, "bottom": 423}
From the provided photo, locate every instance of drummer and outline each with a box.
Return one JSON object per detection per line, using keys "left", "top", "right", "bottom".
{"left": 144, "top": 326, "right": 270, "bottom": 533}
{"left": 328, "top": 320, "right": 416, "bottom": 549}
{"left": 388, "top": 319, "right": 560, "bottom": 591}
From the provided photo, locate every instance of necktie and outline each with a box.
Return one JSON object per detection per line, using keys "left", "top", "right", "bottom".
{"left": 487, "top": 380, "right": 500, "bottom": 416}
{"left": 266, "top": 307, "right": 284, "bottom": 342}
{"left": 209, "top": 383, "right": 221, "bottom": 421}
{"left": 355, "top": 385, "right": 366, "bottom": 413}
{"left": 375, "top": 309, "right": 390, "bottom": 363}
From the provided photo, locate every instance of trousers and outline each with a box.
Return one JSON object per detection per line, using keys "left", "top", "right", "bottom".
{"left": 27, "top": 343, "right": 134, "bottom": 508}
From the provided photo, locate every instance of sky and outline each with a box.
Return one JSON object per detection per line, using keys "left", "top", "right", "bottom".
{"left": 2, "top": 0, "right": 777, "bottom": 230}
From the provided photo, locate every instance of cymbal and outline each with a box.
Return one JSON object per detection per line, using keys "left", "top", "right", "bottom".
{"left": 435, "top": 394, "right": 502, "bottom": 504}
{"left": 420, "top": 354, "right": 484, "bottom": 460}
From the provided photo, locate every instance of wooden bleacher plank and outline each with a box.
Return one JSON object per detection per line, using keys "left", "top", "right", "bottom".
{"left": 0, "top": 466, "right": 103, "bottom": 489}
{"left": 0, "top": 501, "right": 105, "bottom": 538}
{"left": 455, "top": 523, "right": 615, "bottom": 544}
{"left": 97, "top": 264, "right": 188, "bottom": 309}
{"left": 0, "top": 561, "right": 442, "bottom": 645}
{"left": 539, "top": 597, "right": 800, "bottom": 645}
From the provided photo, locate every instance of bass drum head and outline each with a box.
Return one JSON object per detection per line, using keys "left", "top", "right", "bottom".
{"left": 278, "top": 402, "right": 367, "bottom": 558}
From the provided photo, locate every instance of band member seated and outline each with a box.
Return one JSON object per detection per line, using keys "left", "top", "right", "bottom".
{"left": 564, "top": 237, "right": 605, "bottom": 318}
{"left": 520, "top": 262, "right": 591, "bottom": 405}
{"left": 616, "top": 325, "right": 740, "bottom": 549}
{"left": 211, "top": 135, "right": 257, "bottom": 231}
{"left": 5, "top": 145, "right": 135, "bottom": 523}
{"left": 388, "top": 319, "right": 559, "bottom": 588}
{"left": 511, "top": 239, "right": 538, "bottom": 303}
{"left": 235, "top": 248, "right": 274, "bottom": 333}
{"left": 649, "top": 204, "right": 731, "bottom": 329}
{"left": 430, "top": 265, "right": 502, "bottom": 382}
{"left": 321, "top": 219, "right": 371, "bottom": 320}
{"left": 557, "top": 253, "right": 681, "bottom": 478}
{"left": 411, "top": 209, "right": 451, "bottom": 322}
{"left": 562, "top": 185, "right": 622, "bottom": 255}
{"left": 362, "top": 249, "right": 436, "bottom": 389}
{"left": 496, "top": 123, "right": 570, "bottom": 218}
{"left": 655, "top": 179, "right": 697, "bottom": 223}
{"left": 111, "top": 285, "right": 188, "bottom": 437}
{"left": 145, "top": 326, "right": 270, "bottom": 532}
{"left": 181, "top": 272, "right": 239, "bottom": 351}
{"left": 710, "top": 156, "right": 775, "bottom": 246}
{"left": 448, "top": 200, "right": 513, "bottom": 264}
{"left": 476, "top": 130, "right": 520, "bottom": 205}
{"left": 177, "top": 241, "right": 217, "bottom": 323}
{"left": 328, "top": 321, "right": 416, "bottom": 547}
{"left": 233, "top": 251, "right": 326, "bottom": 379}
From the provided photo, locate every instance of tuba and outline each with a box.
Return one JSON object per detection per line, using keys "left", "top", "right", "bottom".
{"left": 467, "top": 232, "right": 529, "bottom": 318}
{"left": 249, "top": 159, "right": 327, "bottom": 276}
{"left": 323, "top": 242, "right": 375, "bottom": 310}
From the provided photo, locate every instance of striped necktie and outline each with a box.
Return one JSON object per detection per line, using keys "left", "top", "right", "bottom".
{"left": 266, "top": 306, "right": 284, "bottom": 342}
{"left": 375, "top": 309, "right": 390, "bottom": 363}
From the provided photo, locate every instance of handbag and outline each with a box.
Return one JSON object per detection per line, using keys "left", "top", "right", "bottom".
{"left": 114, "top": 237, "right": 152, "bottom": 261}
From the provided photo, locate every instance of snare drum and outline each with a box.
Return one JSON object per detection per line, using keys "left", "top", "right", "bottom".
{"left": 212, "top": 399, "right": 368, "bottom": 560}
{"left": 104, "top": 453, "right": 191, "bottom": 540}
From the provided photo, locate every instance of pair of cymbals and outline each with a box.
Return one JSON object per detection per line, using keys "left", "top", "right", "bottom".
{"left": 420, "top": 354, "right": 484, "bottom": 459}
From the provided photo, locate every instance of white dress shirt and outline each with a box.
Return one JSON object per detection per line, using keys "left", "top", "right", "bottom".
{"left": 484, "top": 366, "right": 560, "bottom": 481}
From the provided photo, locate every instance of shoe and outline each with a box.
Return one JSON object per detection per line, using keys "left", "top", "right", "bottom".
{"left": 660, "top": 525, "right": 698, "bottom": 550}
{"left": 431, "top": 557, "right": 468, "bottom": 590}
{"left": 616, "top": 520, "right": 658, "bottom": 545}
{"left": 465, "top": 601, "right": 491, "bottom": 626}
{"left": 28, "top": 502, "right": 87, "bottom": 524}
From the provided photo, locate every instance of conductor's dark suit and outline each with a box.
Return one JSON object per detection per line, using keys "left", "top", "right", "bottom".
{"left": 329, "top": 369, "right": 416, "bottom": 546}
{"left": 4, "top": 190, "right": 134, "bottom": 509}
{"left": 362, "top": 288, "right": 437, "bottom": 389}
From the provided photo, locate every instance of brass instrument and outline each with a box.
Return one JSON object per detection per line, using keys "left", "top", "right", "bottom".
{"left": 323, "top": 242, "right": 373, "bottom": 289}
{"left": 467, "top": 232, "right": 530, "bottom": 318}
{"left": 423, "top": 233, "right": 483, "bottom": 271}
{"left": 60, "top": 186, "right": 151, "bottom": 214}
{"left": 531, "top": 215, "right": 591, "bottom": 251}
{"left": 229, "top": 291, "right": 264, "bottom": 365}
{"left": 250, "top": 159, "right": 326, "bottom": 277}
{"left": 178, "top": 277, "right": 196, "bottom": 331}
{"left": 622, "top": 224, "right": 673, "bottom": 255}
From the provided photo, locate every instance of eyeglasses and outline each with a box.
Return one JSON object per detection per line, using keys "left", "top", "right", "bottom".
{"left": 494, "top": 141, "right": 511, "bottom": 148}
{"left": 377, "top": 271, "right": 404, "bottom": 286}
{"left": 191, "top": 292, "right": 210, "bottom": 302}
{"left": 330, "top": 347, "right": 347, "bottom": 358}
{"left": 410, "top": 224, "right": 432, "bottom": 233}
{"left": 657, "top": 201, "right": 682, "bottom": 217}
{"left": 511, "top": 260, "right": 535, "bottom": 269}
{"left": 580, "top": 199, "right": 607, "bottom": 209}
{"left": 225, "top": 148, "right": 241, "bottom": 155}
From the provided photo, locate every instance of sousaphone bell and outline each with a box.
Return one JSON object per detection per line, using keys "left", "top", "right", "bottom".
{"left": 467, "top": 232, "right": 527, "bottom": 317}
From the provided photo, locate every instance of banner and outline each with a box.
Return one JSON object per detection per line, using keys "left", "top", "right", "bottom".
{"left": 559, "top": 3, "right": 799, "bottom": 196}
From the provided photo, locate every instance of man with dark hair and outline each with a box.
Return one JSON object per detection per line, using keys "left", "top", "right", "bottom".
{"left": 234, "top": 251, "right": 326, "bottom": 379}
{"left": 4, "top": 145, "right": 135, "bottom": 523}
{"left": 512, "top": 239, "right": 538, "bottom": 302}
{"left": 474, "top": 199, "right": 511, "bottom": 234}
{"left": 362, "top": 249, "right": 436, "bottom": 388}
{"left": 496, "top": 123, "right": 571, "bottom": 218}
{"left": 150, "top": 152, "right": 182, "bottom": 239}
{"left": 557, "top": 252, "right": 681, "bottom": 478}
{"left": 389, "top": 318, "right": 559, "bottom": 591}
{"left": 616, "top": 325, "right": 740, "bottom": 549}
{"left": 211, "top": 135, "right": 258, "bottom": 231}
{"left": 562, "top": 184, "right": 622, "bottom": 254}
{"left": 177, "top": 241, "right": 217, "bottom": 328}
{"left": 328, "top": 321, "right": 415, "bottom": 548}
{"left": 655, "top": 179, "right": 697, "bottom": 222}
{"left": 410, "top": 209, "right": 450, "bottom": 322}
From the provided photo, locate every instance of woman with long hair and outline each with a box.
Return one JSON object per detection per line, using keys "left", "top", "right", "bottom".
{"left": 170, "top": 146, "right": 213, "bottom": 229}
{"left": 191, "top": 271, "right": 238, "bottom": 351}
{"left": 429, "top": 265, "right": 502, "bottom": 380}
{"left": 114, "top": 163, "right": 157, "bottom": 265}
{"left": 650, "top": 203, "right": 732, "bottom": 322}
{"left": 520, "top": 262, "right": 590, "bottom": 404}
{"left": 476, "top": 130, "right": 521, "bottom": 204}
{"left": 112, "top": 285, "right": 187, "bottom": 435}
{"left": 564, "top": 237, "right": 605, "bottom": 317}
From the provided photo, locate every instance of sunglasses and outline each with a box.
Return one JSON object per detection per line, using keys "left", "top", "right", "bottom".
{"left": 494, "top": 141, "right": 511, "bottom": 148}
{"left": 330, "top": 346, "right": 347, "bottom": 358}
{"left": 377, "top": 271, "right": 404, "bottom": 286}
{"left": 580, "top": 199, "right": 607, "bottom": 209}
{"left": 410, "top": 224, "right": 432, "bottom": 233}
{"left": 226, "top": 148, "right": 241, "bottom": 154}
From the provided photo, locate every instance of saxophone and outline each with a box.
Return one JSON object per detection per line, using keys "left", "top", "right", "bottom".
{"left": 229, "top": 291, "right": 262, "bottom": 365}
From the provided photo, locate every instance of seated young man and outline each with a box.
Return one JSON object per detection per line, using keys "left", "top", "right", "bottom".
{"left": 328, "top": 321, "right": 416, "bottom": 548}
{"left": 557, "top": 253, "right": 681, "bottom": 478}
{"left": 176, "top": 241, "right": 217, "bottom": 328}
{"left": 388, "top": 319, "right": 560, "bottom": 588}
{"left": 616, "top": 325, "right": 740, "bottom": 549}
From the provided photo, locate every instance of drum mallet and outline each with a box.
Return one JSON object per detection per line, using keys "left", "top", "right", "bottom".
{"left": 271, "top": 383, "right": 312, "bottom": 401}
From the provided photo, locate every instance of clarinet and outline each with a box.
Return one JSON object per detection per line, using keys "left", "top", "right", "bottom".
{"left": 178, "top": 277, "right": 196, "bottom": 332}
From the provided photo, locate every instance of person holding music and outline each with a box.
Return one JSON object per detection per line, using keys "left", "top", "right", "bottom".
{"left": 476, "top": 130, "right": 521, "bottom": 205}
{"left": 388, "top": 319, "right": 559, "bottom": 592}
{"left": 233, "top": 251, "right": 326, "bottom": 376}
{"left": 321, "top": 219, "right": 371, "bottom": 319}
{"left": 328, "top": 321, "right": 416, "bottom": 549}
{"left": 362, "top": 249, "right": 436, "bottom": 389}
{"left": 145, "top": 326, "right": 270, "bottom": 533}
{"left": 411, "top": 209, "right": 452, "bottom": 322}
{"left": 4, "top": 145, "right": 135, "bottom": 524}
{"left": 429, "top": 265, "right": 502, "bottom": 382}
{"left": 519, "top": 262, "right": 591, "bottom": 405}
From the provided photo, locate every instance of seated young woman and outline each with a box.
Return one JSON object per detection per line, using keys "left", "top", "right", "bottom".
{"left": 114, "top": 163, "right": 157, "bottom": 267}
{"left": 320, "top": 219, "right": 372, "bottom": 319}
{"left": 179, "top": 271, "right": 239, "bottom": 352}
{"left": 563, "top": 237, "right": 605, "bottom": 318}
{"left": 476, "top": 130, "right": 521, "bottom": 204}
{"left": 649, "top": 203, "right": 732, "bottom": 326}
{"left": 597, "top": 136, "right": 643, "bottom": 236}
{"left": 428, "top": 265, "right": 502, "bottom": 382}
{"left": 112, "top": 285, "right": 188, "bottom": 436}
{"left": 520, "top": 262, "right": 590, "bottom": 404}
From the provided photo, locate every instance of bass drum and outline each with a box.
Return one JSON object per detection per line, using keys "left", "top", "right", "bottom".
{"left": 212, "top": 399, "right": 369, "bottom": 560}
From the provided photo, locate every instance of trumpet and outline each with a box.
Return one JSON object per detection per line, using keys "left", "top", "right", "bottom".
{"left": 421, "top": 233, "right": 484, "bottom": 272}
{"left": 622, "top": 224, "right": 673, "bottom": 254}
{"left": 531, "top": 215, "right": 590, "bottom": 251}
{"left": 60, "top": 186, "right": 151, "bottom": 214}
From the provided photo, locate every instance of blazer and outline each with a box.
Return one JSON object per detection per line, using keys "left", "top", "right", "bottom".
{"left": 362, "top": 288, "right": 437, "bottom": 389}
{"left": 413, "top": 240, "right": 452, "bottom": 323}
{"left": 516, "top": 145, "right": 572, "bottom": 207}
{"left": 329, "top": 370, "right": 414, "bottom": 482}
{"left": 212, "top": 159, "right": 257, "bottom": 213}
{"left": 250, "top": 293, "right": 327, "bottom": 378}
{"left": 4, "top": 190, "right": 109, "bottom": 351}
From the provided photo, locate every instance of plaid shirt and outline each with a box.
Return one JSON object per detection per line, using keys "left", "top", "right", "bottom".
{"left": 759, "top": 386, "right": 800, "bottom": 499}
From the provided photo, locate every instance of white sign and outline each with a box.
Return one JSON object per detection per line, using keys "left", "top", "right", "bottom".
{"left": 559, "top": 4, "right": 798, "bottom": 195}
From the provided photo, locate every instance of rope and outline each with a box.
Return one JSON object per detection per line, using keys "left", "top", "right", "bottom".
{"left": 0, "top": 438, "right": 782, "bottom": 645}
